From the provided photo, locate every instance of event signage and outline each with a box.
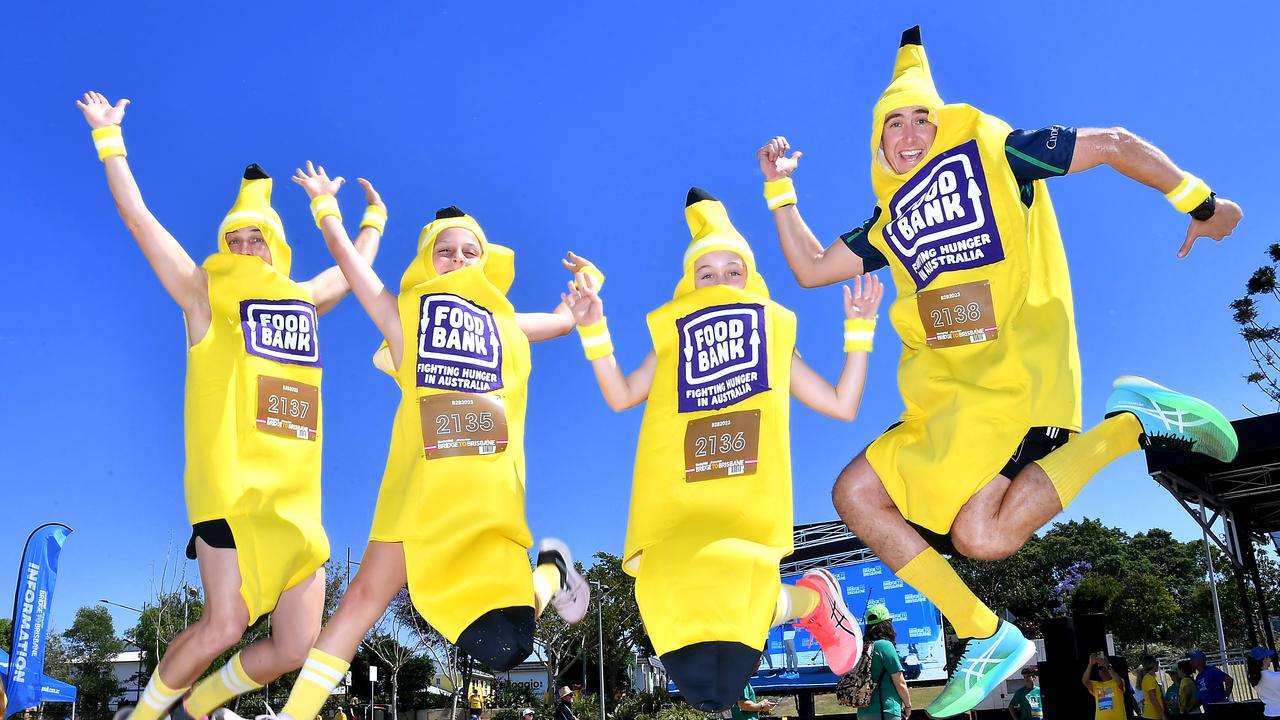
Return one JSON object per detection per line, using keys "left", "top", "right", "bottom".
{"left": 5, "top": 523, "right": 72, "bottom": 717}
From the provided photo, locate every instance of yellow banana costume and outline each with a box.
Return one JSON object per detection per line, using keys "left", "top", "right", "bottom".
{"left": 862, "top": 28, "right": 1082, "bottom": 534}
{"left": 185, "top": 165, "right": 330, "bottom": 624}
{"left": 625, "top": 189, "right": 796, "bottom": 705}
{"left": 368, "top": 208, "right": 535, "bottom": 662}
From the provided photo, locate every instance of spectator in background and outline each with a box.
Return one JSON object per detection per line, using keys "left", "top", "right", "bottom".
{"left": 1176, "top": 660, "right": 1199, "bottom": 715}
{"left": 1136, "top": 655, "right": 1169, "bottom": 720}
{"left": 1189, "top": 651, "right": 1233, "bottom": 706}
{"left": 1246, "top": 647, "right": 1280, "bottom": 720}
{"left": 334, "top": 706, "right": 348, "bottom": 720}
{"left": 469, "top": 689, "right": 485, "bottom": 720}
{"left": 1161, "top": 668, "right": 1181, "bottom": 717}
{"left": 520, "top": 708, "right": 536, "bottom": 720}
{"left": 1082, "top": 652, "right": 1126, "bottom": 720}
{"left": 1008, "top": 666, "right": 1042, "bottom": 720}
{"left": 731, "top": 683, "right": 776, "bottom": 720}
{"left": 860, "top": 605, "right": 911, "bottom": 720}
{"left": 555, "top": 687, "right": 579, "bottom": 720}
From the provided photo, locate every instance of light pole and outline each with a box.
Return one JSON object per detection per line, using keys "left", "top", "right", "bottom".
{"left": 99, "top": 599, "right": 144, "bottom": 707}
{"left": 588, "top": 581, "right": 605, "bottom": 720}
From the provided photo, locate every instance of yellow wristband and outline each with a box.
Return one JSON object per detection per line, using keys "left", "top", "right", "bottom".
{"left": 1164, "top": 173, "right": 1212, "bottom": 214}
{"left": 310, "top": 194, "right": 342, "bottom": 228}
{"left": 574, "top": 265, "right": 605, "bottom": 291}
{"left": 360, "top": 204, "right": 387, "bottom": 233}
{"left": 91, "top": 125, "right": 126, "bottom": 161}
{"left": 764, "top": 177, "right": 797, "bottom": 210}
{"left": 578, "top": 318, "right": 614, "bottom": 360}
{"left": 844, "top": 317, "right": 876, "bottom": 353}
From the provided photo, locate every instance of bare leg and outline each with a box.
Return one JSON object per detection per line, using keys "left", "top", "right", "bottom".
{"left": 831, "top": 451, "right": 927, "bottom": 571}
{"left": 314, "top": 541, "right": 408, "bottom": 661}
{"left": 949, "top": 467, "right": 1060, "bottom": 561}
{"left": 154, "top": 540, "right": 251, "bottom": 687}
{"left": 240, "top": 568, "right": 327, "bottom": 681}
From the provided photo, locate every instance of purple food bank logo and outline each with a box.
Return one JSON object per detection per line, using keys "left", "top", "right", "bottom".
{"left": 417, "top": 293, "right": 503, "bottom": 393}
{"left": 676, "top": 303, "right": 769, "bottom": 412}
{"left": 882, "top": 140, "right": 1004, "bottom": 290}
{"left": 240, "top": 299, "right": 321, "bottom": 366}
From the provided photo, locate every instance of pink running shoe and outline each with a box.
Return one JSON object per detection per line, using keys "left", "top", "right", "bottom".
{"left": 793, "top": 567, "right": 863, "bottom": 674}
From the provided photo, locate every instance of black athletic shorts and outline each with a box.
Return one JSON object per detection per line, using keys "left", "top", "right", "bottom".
{"left": 906, "top": 425, "right": 1072, "bottom": 557}
{"left": 185, "top": 518, "right": 236, "bottom": 560}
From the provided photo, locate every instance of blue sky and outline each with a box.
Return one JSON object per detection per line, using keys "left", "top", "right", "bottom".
{"left": 2, "top": 1, "right": 1277, "bottom": 635}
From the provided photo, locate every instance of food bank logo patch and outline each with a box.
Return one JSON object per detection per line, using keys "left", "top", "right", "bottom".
{"left": 676, "top": 303, "right": 769, "bottom": 413}
{"left": 240, "top": 300, "right": 321, "bottom": 367}
{"left": 882, "top": 140, "right": 1004, "bottom": 289}
{"left": 417, "top": 294, "right": 503, "bottom": 393}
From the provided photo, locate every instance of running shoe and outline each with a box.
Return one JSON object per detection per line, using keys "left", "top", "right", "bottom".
{"left": 926, "top": 619, "right": 1035, "bottom": 718}
{"left": 537, "top": 537, "right": 590, "bottom": 624}
{"left": 793, "top": 568, "right": 862, "bottom": 674}
{"left": 1104, "top": 375, "right": 1238, "bottom": 462}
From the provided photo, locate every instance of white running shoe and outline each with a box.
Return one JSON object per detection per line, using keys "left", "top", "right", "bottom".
{"left": 537, "top": 537, "right": 590, "bottom": 624}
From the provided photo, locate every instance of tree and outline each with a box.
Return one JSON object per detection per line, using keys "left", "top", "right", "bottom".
{"left": 534, "top": 599, "right": 585, "bottom": 700}
{"left": 1106, "top": 573, "right": 1180, "bottom": 649}
{"left": 64, "top": 606, "right": 126, "bottom": 720}
{"left": 1232, "top": 242, "right": 1280, "bottom": 409}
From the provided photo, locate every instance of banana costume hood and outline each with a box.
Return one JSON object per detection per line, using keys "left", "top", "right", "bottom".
{"left": 369, "top": 206, "right": 535, "bottom": 652}
{"left": 861, "top": 27, "right": 1083, "bottom": 535}
{"left": 186, "top": 165, "right": 329, "bottom": 624}
{"left": 626, "top": 188, "right": 797, "bottom": 669}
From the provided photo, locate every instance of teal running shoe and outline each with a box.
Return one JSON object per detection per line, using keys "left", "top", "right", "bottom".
{"left": 926, "top": 620, "right": 1035, "bottom": 718}
{"left": 1104, "top": 375, "right": 1239, "bottom": 462}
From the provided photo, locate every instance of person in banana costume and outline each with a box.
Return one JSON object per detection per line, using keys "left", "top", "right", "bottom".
{"left": 757, "top": 26, "right": 1243, "bottom": 717}
{"left": 563, "top": 188, "right": 883, "bottom": 711}
{"left": 263, "top": 162, "right": 594, "bottom": 720}
{"left": 78, "top": 93, "right": 382, "bottom": 720}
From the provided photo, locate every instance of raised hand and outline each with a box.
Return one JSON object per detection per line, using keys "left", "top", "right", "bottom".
{"left": 1178, "top": 197, "right": 1243, "bottom": 258}
{"left": 357, "top": 177, "right": 385, "bottom": 209}
{"left": 292, "top": 160, "right": 345, "bottom": 199}
{"left": 757, "top": 135, "right": 803, "bottom": 181}
{"left": 561, "top": 271, "right": 604, "bottom": 327}
{"left": 76, "top": 91, "right": 130, "bottom": 130}
{"left": 843, "top": 273, "right": 884, "bottom": 320}
{"left": 561, "top": 251, "right": 597, "bottom": 276}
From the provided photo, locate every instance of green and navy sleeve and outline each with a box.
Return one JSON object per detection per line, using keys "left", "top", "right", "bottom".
{"left": 1004, "top": 126, "right": 1077, "bottom": 183}
{"left": 840, "top": 206, "right": 889, "bottom": 273}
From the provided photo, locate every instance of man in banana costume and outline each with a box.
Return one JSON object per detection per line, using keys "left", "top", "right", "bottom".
{"left": 262, "top": 163, "right": 592, "bottom": 720}
{"left": 78, "top": 93, "right": 381, "bottom": 720}
{"left": 757, "top": 27, "right": 1242, "bottom": 717}
{"left": 565, "top": 188, "right": 882, "bottom": 711}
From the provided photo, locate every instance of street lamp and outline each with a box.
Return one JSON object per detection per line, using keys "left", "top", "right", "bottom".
{"left": 99, "top": 599, "right": 144, "bottom": 707}
{"left": 588, "top": 581, "right": 605, "bottom": 720}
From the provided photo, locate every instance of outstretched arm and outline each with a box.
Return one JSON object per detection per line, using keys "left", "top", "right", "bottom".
{"left": 293, "top": 162, "right": 402, "bottom": 364}
{"left": 1069, "top": 127, "right": 1242, "bottom": 257}
{"left": 561, "top": 272, "right": 655, "bottom": 411}
{"left": 790, "top": 274, "right": 883, "bottom": 420}
{"left": 757, "top": 136, "right": 865, "bottom": 287}
{"left": 77, "top": 92, "right": 208, "bottom": 316}
{"left": 516, "top": 252, "right": 602, "bottom": 342}
{"left": 304, "top": 178, "right": 385, "bottom": 315}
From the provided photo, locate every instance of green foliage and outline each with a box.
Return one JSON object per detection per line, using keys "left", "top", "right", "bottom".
{"left": 491, "top": 681, "right": 542, "bottom": 710}
{"left": 611, "top": 690, "right": 669, "bottom": 720}
{"left": 572, "top": 693, "right": 601, "bottom": 720}
{"left": 649, "top": 704, "right": 716, "bottom": 720}
{"left": 1233, "top": 243, "right": 1280, "bottom": 407}
{"left": 492, "top": 709, "right": 525, "bottom": 720}
{"left": 64, "top": 606, "right": 127, "bottom": 720}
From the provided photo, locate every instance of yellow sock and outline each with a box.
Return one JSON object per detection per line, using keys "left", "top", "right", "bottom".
{"left": 1036, "top": 414, "right": 1141, "bottom": 508}
{"left": 283, "top": 648, "right": 350, "bottom": 720}
{"left": 129, "top": 670, "right": 188, "bottom": 720}
{"left": 533, "top": 562, "right": 561, "bottom": 612}
{"left": 897, "top": 548, "right": 998, "bottom": 639}
{"left": 771, "top": 584, "right": 821, "bottom": 626}
{"left": 186, "top": 652, "right": 263, "bottom": 717}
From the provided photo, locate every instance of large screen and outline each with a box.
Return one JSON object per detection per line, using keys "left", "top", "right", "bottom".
{"left": 752, "top": 558, "right": 947, "bottom": 689}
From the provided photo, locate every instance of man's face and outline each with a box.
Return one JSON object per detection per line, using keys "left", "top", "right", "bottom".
{"left": 1023, "top": 674, "right": 1036, "bottom": 688}
{"left": 880, "top": 105, "right": 937, "bottom": 174}
{"left": 224, "top": 226, "right": 273, "bottom": 264}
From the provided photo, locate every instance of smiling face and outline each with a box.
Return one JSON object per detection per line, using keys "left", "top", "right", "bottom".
{"left": 880, "top": 105, "right": 937, "bottom": 174}
{"left": 224, "top": 225, "right": 272, "bottom": 264}
{"left": 693, "top": 250, "right": 748, "bottom": 289}
{"left": 432, "top": 227, "right": 484, "bottom": 275}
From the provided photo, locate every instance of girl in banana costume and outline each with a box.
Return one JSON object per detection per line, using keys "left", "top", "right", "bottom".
{"left": 563, "top": 188, "right": 882, "bottom": 711}
{"left": 78, "top": 94, "right": 382, "bottom": 720}
{"left": 270, "top": 164, "right": 593, "bottom": 720}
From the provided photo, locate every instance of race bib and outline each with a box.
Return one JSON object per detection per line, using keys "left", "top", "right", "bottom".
{"left": 683, "top": 410, "right": 761, "bottom": 481}
{"left": 916, "top": 279, "right": 998, "bottom": 348}
{"left": 256, "top": 375, "right": 318, "bottom": 440}
{"left": 676, "top": 303, "right": 770, "bottom": 412}
{"left": 881, "top": 140, "right": 1004, "bottom": 289}
{"left": 416, "top": 294, "right": 503, "bottom": 393}
{"left": 419, "top": 392, "right": 508, "bottom": 459}
{"left": 240, "top": 299, "right": 321, "bottom": 367}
